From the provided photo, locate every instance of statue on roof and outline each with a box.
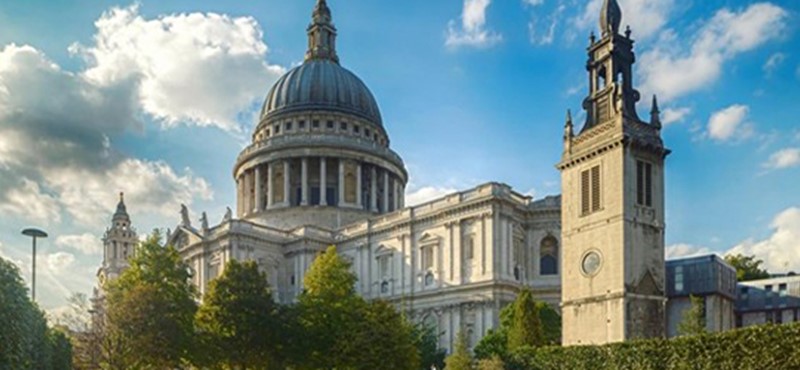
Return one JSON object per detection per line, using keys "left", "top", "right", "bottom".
{"left": 223, "top": 207, "right": 233, "bottom": 222}
{"left": 180, "top": 204, "right": 191, "bottom": 227}
{"left": 200, "top": 212, "right": 209, "bottom": 231}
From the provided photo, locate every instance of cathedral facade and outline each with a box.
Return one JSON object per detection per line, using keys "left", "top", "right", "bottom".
{"left": 97, "top": 0, "right": 667, "bottom": 351}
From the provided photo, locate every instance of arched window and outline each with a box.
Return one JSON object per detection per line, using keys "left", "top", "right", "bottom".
{"left": 540, "top": 236, "right": 559, "bottom": 276}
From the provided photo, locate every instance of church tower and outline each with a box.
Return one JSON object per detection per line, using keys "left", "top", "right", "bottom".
{"left": 98, "top": 193, "right": 138, "bottom": 284}
{"left": 557, "top": 0, "right": 670, "bottom": 345}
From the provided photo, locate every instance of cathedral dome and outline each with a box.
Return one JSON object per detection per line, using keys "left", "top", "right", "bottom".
{"left": 261, "top": 60, "right": 383, "bottom": 127}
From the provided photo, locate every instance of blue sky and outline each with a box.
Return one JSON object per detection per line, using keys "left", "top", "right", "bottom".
{"left": 0, "top": 0, "right": 798, "bottom": 313}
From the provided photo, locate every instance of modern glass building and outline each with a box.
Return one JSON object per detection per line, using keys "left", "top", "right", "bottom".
{"left": 665, "top": 255, "right": 737, "bottom": 337}
{"left": 736, "top": 275, "right": 800, "bottom": 327}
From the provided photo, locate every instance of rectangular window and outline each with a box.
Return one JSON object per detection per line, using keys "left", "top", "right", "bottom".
{"left": 422, "top": 246, "right": 434, "bottom": 270}
{"left": 464, "top": 235, "right": 474, "bottom": 260}
{"left": 766, "top": 285, "right": 774, "bottom": 307}
{"left": 581, "top": 170, "right": 590, "bottom": 215}
{"left": 591, "top": 166, "right": 601, "bottom": 212}
{"left": 675, "top": 265, "right": 684, "bottom": 292}
{"left": 327, "top": 120, "right": 334, "bottom": 129}
{"left": 312, "top": 120, "right": 320, "bottom": 129}
{"left": 379, "top": 255, "right": 391, "bottom": 278}
{"left": 298, "top": 120, "right": 306, "bottom": 129}
{"left": 365, "top": 128, "right": 371, "bottom": 137}
{"left": 354, "top": 125, "right": 360, "bottom": 134}
{"left": 340, "top": 122, "right": 348, "bottom": 130}
{"left": 637, "top": 160, "right": 653, "bottom": 207}
{"left": 286, "top": 122, "right": 293, "bottom": 131}
{"left": 581, "top": 165, "right": 602, "bottom": 215}
{"left": 274, "top": 125, "right": 281, "bottom": 134}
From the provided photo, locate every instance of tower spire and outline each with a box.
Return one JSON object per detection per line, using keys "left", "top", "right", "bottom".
{"left": 650, "top": 95, "right": 662, "bottom": 129}
{"left": 599, "top": 0, "right": 622, "bottom": 36}
{"left": 305, "top": 0, "right": 339, "bottom": 63}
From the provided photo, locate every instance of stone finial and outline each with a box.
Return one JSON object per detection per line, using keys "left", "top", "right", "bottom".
{"left": 650, "top": 95, "right": 662, "bottom": 130}
{"left": 599, "top": 0, "right": 622, "bottom": 36}
{"left": 564, "top": 110, "right": 574, "bottom": 140}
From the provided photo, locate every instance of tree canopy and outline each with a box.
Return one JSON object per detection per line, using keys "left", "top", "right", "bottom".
{"left": 724, "top": 254, "right": 770, "bottom": 282}
{"left": 678, "top": 295, "right": 707, "bottom": 336}
{"left": 104, "top": 232, "right": 197, "bottom": 368}
{"left": 444, "top": 330, "right": 473, "bottom": 370}
{"left": 0, "top": 257, "right": 72, "bottom": 369}
{"left": 196, "top": 259, "right": 279, "bottom": 369}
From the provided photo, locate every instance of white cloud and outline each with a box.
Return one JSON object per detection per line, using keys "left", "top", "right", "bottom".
{"left": 707, "top": 104, "right": 751, "bottom": 142}
{"left": 46, "top": 252, "right": 76, "bottom": 273}
{"left": 523, "top": 0, "right": 544, "bottom": 6}
{"left": 56, "top": 233, "right": 104, "bottom": 255}
{"left": 48, "top": 159, "right": 213, "bottom": 226}
{"left": 666, "top": 243, "right": 714, "bottom": 259}
{"left": 763, "top": 52, "right": 785, "bottom": 74}
{"left": 661, "top": 107, "right": 691, "bottom": 126}
{"left": 763, "top": 148, "right": 800, "bottom": 170}
{"left": 639, "top": 3, "right": 788, "bottom": 101}
{"left": 529, "top": 4, "right": 565, "bottom": 46}
{"left": 0, "top": 43, "right": 214, "bottom": 228}
{"left": 445, "top": 0, "right": 502, "bottom": 49}
{"left": 0, "top": 178, "right": 61, "bottom": 224}
{"left": 405, "top": 186, "right": 460, "bottom": 207}
{"left": 727, "top": 207, "right": 800, "bottom": 272}
{"left": 73, "top": 4, "right": 285, "bottom": 131}
{"left": 573, "top": 0, "right": 675, "bottom": 40}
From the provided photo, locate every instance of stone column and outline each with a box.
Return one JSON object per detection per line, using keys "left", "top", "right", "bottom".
{"left": 356, "top": 162, "right": 363, "bottom": 208}
{"left": 394, "top": 179, "right": 401, "bottom": 211}
{"left": 301, "top": 158, "right": 309, "bottom": 206}
{"left": 254, "top": 165, "right": 263, "bottom": 213}
{"left": 370, "top": 166, "right": 377, "bottom": 212}
{"left": 267, "top": 163, "right": 274, "bottom": 209}
{"left": 283, "top": 160, "right": 291, "bottom": 207}
{"left": 338, "top": 159, "right": 345, "bottom": 206}
{"left": 383, "top": 170, "right": 389, "bottom": 213}
{"left": 320, "top": 157, "right": 328, "bottom": 206}
{"left": 243, "top": 171, "right": 252, "bottom": 216}
{"left": 236, "top": 176, "right": 243, "bottom": 217}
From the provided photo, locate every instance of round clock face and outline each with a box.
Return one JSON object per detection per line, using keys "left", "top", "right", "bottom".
{"left": 582, "top": 251, "right": 602, "bottom": 276}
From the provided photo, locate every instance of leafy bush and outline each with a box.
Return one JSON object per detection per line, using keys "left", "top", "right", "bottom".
{"left": 510, "top": 322, "right": 800, "bottom": 370}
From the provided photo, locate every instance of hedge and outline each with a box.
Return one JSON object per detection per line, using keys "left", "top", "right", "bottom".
{"left": 509, "top": 322, "right": 800, "bottom": 370}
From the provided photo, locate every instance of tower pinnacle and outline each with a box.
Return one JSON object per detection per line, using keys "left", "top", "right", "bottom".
{"left": 305, "top": 0, "right": 339, "bottom": 63}
{"left": 651, "top": 95, "right": 662, "bottom": 129}
{"left": 599, "top": 0, "right": 622, "bottom": 36}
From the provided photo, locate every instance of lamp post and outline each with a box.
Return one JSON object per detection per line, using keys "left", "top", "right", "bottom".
{"left": 21, "top": 228, "right": 48, "bottom": 302}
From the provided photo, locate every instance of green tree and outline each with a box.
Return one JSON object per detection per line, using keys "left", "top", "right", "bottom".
{"left": 507, "top": 289, "right": 545, "bottom": 351}
{"left": 348, "top": 300, "right": 420, "bottom": 370}
{"left": 413, "top": 323, "right": 446, "bottom": 370}
{"left": 475, "top": 293, "right": 560, "bottom": 361}
{"left": 0, "top": 257, "right": 72, "bottom": 370}
{"left": 678, "top": 295, "right": 707, "bottom": 336}
{"left": 48, "top": 327, "right": 73, "bottom": 370}
{"left": 105, "top": 232, "right": 197, "bottom": 368}
{"left": 195, "top": 259, "right": 278, "bottom": 369}
{"left": 724, "top": 254, "right": 770, "bottom": 282}
{"left": 295, "top": 246, "right": 362, "bottom": 369}
{"left": 444, "top": 330, "right": 473, "bottom": 370}
{"left": 476, "top": 355, "right": 505, "bottom": 370}
{"left": 295, "top": 246, "right": 419, "bottom": 370}
{"left": 0, "top": 257, "right": 35, "bottom": 368}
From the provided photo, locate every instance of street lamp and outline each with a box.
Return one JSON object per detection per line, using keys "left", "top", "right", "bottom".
{"left": 21, "top": 228, "right": 48, "bottom": 302}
